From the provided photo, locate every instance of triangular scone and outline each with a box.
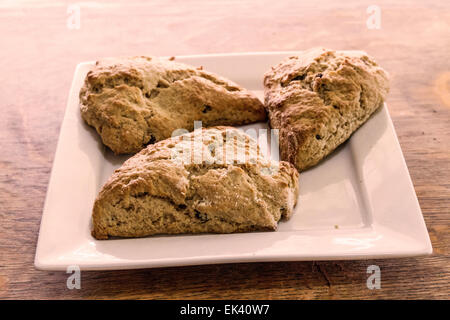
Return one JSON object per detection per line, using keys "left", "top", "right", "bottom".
{"left": 92, "top": 127, "right": 299, "bottom": 239}
{"left": 264, "top": 48, "right": 389, "bottom": 171}
{"left": 80, "top": 56, "right": 266, "bottom": 154}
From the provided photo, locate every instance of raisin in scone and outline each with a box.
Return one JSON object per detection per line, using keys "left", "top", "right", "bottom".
{"left": 80, "top": 56, "right": 266, "bottom": 154}
{"left": 264, "top": 48, "right": 389, "bottom": 171}
{"left": 92, "top": 126, "right": 299, "bottom": 239}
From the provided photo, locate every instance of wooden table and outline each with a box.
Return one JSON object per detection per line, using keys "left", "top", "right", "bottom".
{"left": 1, "top": 0, "right": 448, "bottom": 299}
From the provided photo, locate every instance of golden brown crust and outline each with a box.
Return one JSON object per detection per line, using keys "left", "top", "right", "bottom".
{"left": 264, "top": 48, "right": 390, "bottom": 171}
{"left": 92, "top": 126, "right": 299, "bottom": 239}
{"left": 80, "top": 56, "right": 266, "bottom": 154}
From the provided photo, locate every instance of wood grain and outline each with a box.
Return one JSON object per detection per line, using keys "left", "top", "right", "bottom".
{"left": 0, "top": 0, "right": 449, "bottom": 299}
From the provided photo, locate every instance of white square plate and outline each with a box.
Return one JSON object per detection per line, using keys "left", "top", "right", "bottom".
{"left": 35, "top": 53, "right": 432, "bottom": 270}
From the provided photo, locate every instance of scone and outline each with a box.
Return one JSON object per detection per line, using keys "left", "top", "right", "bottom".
{"left": 80, "top": 56, "right": 266, "bottom": 154}
{"left": 264, "top": 48, "right": 389, "bottom": 171}
{"left": 92, "top": 126, "right": 299, "bottom": 239}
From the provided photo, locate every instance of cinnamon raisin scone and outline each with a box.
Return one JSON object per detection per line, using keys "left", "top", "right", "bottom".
{"left": 92, "top": 126, "right": 299, "bottom": 239}
{"left": 264, "top": 48, "right": 389, "bottom": 171}
{"left": 80, "top": 56, "right": 266, "bottom": 154}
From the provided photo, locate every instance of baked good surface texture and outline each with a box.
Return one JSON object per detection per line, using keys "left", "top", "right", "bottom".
{"left": 92, "top": 126, "right": 299, "bottom": 239}
{"left": 264, "top": 48, "right": 389, "bottom": 171}
{"left": 80, "top": 56, "right": 266, "bottom": 154}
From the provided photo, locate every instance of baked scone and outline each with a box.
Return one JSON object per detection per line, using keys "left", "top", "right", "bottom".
{"left": 92, "top": 126, "right": 299, "bottom": 239}
{"left": 264, "top": 48, "right": 389, "bottom": 171}
{"left": 80, "top": 56, "right": 266, "bottom": 154}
